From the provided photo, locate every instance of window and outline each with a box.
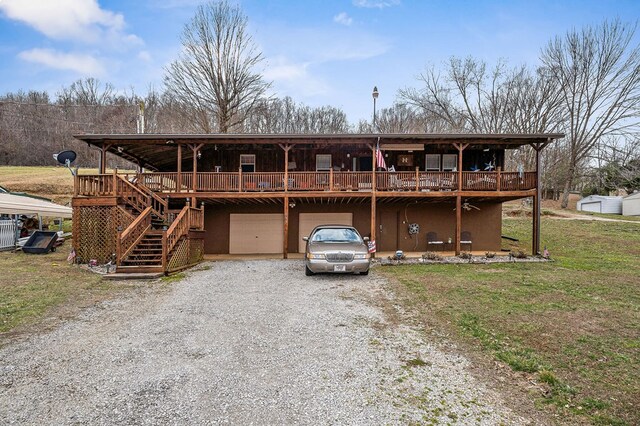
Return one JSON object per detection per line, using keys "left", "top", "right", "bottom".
{"left": 442, "top": 154, "right": 458, "bottom": 171}
{"left": 240, "top": 154, "right": 255, "bottom": 173}
{"left": 425, "top": 154, "right": 440, "bottom": 171}
{"left": 316, "top": 154, "right": 332, "bottom": 171}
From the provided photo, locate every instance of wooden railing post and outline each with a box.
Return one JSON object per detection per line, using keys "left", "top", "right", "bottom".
{"left": 162, "top": 229, "right": 168, "bottom": 273}
{"left": 329, "top": 168, "right": 334, "bottom": 191}
{"left": 112, "top": 169, "right": 117, "bottom": 196}
{"left": 238, "top": 167, "right": 243, "bottom": 192}
{"left": 415, "top": 167, "right": 419, "bottom": 191}
{"left": 116, "top": 228, "right": 122, "bottom": 266}
{"left": 496, "top": 167, "right": 501, "bottom": 191}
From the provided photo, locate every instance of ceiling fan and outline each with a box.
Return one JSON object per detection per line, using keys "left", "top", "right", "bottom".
{"left": 453, "top": 200, "right": 481, "bottom": 211}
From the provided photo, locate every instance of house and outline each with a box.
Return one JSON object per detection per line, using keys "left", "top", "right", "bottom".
{"left": 71, "top": 133, "right": 563, "bottom": 273}
{"left": 577, "top": 195, "right": 623, "bottom": 214}
{"left": 622, "top": 192, "right": 640, "bottom": 216}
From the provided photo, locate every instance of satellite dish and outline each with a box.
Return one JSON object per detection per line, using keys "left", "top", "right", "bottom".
{"left": 53, "top": 150, "right": 77, "bottom": 165}
{"left": 53, "top": 150, "right": 79, "bottom": 176}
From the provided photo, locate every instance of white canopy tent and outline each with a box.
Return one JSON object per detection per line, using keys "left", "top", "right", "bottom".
{"left": 0, "top": 193, "right": 72, "bottom": 218}
{"left": 0, "top": 193, "right": 72, "bottom": 251}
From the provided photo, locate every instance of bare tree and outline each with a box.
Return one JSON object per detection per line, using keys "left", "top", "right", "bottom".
{"left": 56, "top": 78, "right": 115, "bottom": 106}
{"left": 164, "top": 1, "right": 270, "bottom": 133}
{"left": 540, "top": 20, "right": 640, "bottom": 208}
{"left": 243, "top": 97, "right": 349, "bottom": 133}
{"left": 400, "top": 57, "right": 564, "bottom": 134}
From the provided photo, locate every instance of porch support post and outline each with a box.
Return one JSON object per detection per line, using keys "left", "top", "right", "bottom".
{"left": 370, "top": 142, "right": 376, "bottom": 191}
{"left": 280, "top": 143, "right": 291, "bottom": 191}
{"left": 99, "top": 144, "right": 108, "bottom": 174}
{"left": 177, "top": 144, "right": 182, "bottom": 192}
{"left": 371, "top": 193, "right": 376, "bottom": 258}
{"left": 190, "top": 143, "right": 203, "bottom": 206}
{"left": 370, "top": 142, "right": 376, "bottom": 258}
{"left": 455, "top": 195, "right": 462, "bottom": 255}
{"left": 453, "top": 143, "right": 468, "bottom": 191}
{"left": 283, "top": 196, "right": 289, "bottom": 259}
{"left": 532, "top": 142, "right": 543, "bottom": 255}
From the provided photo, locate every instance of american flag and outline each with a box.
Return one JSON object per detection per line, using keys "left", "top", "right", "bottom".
{"left": 375, "top": 139, "right": 387, "bottom": 170}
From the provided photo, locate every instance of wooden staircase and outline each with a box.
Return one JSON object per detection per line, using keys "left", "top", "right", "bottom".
{"left": 119, "top": 231, "right": 164, "bottom": 270}
{"left": 109, "top": 174, "right": 204, "bottom": 275}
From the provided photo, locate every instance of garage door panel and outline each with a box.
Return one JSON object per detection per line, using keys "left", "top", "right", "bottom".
{"left": 230, "top": 214, "right": 283, "bottom": 254}
{"left": 581, "top": 202, "right": 600, "bottom": 213}
{"left": 298, "top": 213, "right": 353, "bottom": 253}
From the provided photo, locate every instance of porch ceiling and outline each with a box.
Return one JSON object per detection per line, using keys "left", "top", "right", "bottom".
{"left": 74, "top": 133, "right": 563, "bottom": 171}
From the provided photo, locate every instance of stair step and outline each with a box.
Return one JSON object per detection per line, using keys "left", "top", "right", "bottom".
{"left": 121, "top": 260, "right": 162, "bottom": 265}
{"left": 128, "top": 253, "right": 162, "bottom": 258}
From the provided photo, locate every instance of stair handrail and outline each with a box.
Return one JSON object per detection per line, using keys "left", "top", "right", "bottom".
{"left": 165, "top": 205, "right": 190, "bottom": 256}
{"left": 117, "top": 206, "right": 152, "bottom": 265}
{"left": 115, "top": 175, "right": 150, "bottom": 214}
{"left": 136, "top": 181, "right": 169, "bottom": 220}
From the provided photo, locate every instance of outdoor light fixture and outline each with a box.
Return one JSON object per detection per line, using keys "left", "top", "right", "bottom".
{"left": 483, "top": 147, "right": 490, "bottom": 152}
{"left": 166, "top": 139, "right": 175, "bottom": 145}
{"left": 289, "top": 201, "right": 296, "bottom": 208}
{"left": 117, "top": 146, "right": 123, "bottom": 153}
{"left": 197, "top": 151, "right": 202, "bottom": 160}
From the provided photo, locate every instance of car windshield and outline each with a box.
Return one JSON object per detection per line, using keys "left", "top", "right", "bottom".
{"left": 311, "top": 228, "right": 362, "bottom": 243}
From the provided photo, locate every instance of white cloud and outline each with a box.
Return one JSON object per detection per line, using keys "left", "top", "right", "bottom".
{"left": 18, "top": 48, "right": 105, "bottom": 76}
{"left": 353, "top": 0, "right": 400, "bottom": 8}
{"left": 0, "top": 0, "right": 142, "bottom": 47}
{"left": 264, "top": 56, "right": 330, "bottom": 97}
{"left": 137, "top": 50, "right": 152, "bottom": 62}
{"left": 333, "top": 12, "right": 353, "bottom": 26}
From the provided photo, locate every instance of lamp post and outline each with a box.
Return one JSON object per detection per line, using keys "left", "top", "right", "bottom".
{"left": 372, "top": 86, "right": 379, "bottom": 132}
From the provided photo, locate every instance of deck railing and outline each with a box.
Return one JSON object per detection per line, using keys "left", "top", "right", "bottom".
{"left": 76, "top": 171, "right": 538, "bottom": 196}
{"left": 75, "top": 174, "right": 115, "bottom": 196}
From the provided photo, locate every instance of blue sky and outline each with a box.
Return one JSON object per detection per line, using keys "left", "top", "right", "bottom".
{"left": 1, "top": 0, "right": 639, "bottom": 123}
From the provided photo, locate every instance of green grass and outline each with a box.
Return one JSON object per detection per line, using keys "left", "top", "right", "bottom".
{"left": 575, "top": 211, "right": 640, "bottom": 222}
{"left": 0, "top": 244, "right": 127, "bottom": 336}
{"left": 379, "top": 217, "right": 640, "bottom": 425}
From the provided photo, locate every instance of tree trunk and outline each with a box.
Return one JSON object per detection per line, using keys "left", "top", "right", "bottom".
{"left": 560, "top": 166, "right": 575, "bottom": 209}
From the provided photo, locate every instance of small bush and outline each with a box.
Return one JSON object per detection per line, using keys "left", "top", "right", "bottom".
{"left": 422, "top": 251, "right": 442, "bottom": 261}
{"left": 510, "top": 250, "right": 528, "bottom": 259}
{"left": 458, "top": 251, "right": 472, "bottom": 260}
{"left": 485, "top": 251, "right": 496, "bottom": 258}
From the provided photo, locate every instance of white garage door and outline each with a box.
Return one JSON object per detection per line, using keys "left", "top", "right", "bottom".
{"left": 229, "top": 213, "right": 284, "bottom": 254}
{"left": 298, "top": 213, "right": 353, "bottom": 253}
{"left": 580, "top": 202, "right": 601, "bottom": 213}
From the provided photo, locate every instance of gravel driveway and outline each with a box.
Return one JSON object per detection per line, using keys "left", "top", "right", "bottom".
{"left": 1, "top": 260, "right": 527, "bottom": 425}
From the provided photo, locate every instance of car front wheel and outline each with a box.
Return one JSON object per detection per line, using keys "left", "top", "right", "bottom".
{"left": 305, "top": 265, "right": 315, "bottom": 276}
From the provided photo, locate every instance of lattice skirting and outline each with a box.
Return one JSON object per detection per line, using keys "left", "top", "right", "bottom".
{"left": 73, "top": 206, "right": 133, "bottom": 264}
{"left": 167, "top": 237, "right": 204, "bottom": 272}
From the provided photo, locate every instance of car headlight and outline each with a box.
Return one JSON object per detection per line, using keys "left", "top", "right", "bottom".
{"left": 353, "top": 254, "right": 369, "bottom": 259}
{"left": 307, "top": 253, "right": 325, "bottom": 259}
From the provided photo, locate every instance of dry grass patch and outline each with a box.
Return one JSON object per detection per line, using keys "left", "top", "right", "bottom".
{"left": 0, "top": 243, "right": 136, "bottom": 340}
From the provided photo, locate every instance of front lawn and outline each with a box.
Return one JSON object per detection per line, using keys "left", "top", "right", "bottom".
{"left": 378, "top": 217, "right": 639, "bottom": 425}
{"left": 0, "top": 243, "right": 129, "bottom": 338}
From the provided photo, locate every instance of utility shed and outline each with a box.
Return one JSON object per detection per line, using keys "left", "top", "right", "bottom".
{"left": 577, "top": 195, "right": 623, "bottom": 214}
{"left": 622, "top": 192, "right": 640, "bottom": 216}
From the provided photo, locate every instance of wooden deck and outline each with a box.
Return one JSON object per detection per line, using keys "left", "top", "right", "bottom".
{"left": 75, "top": 171, "right": 537, "bottom": 197}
